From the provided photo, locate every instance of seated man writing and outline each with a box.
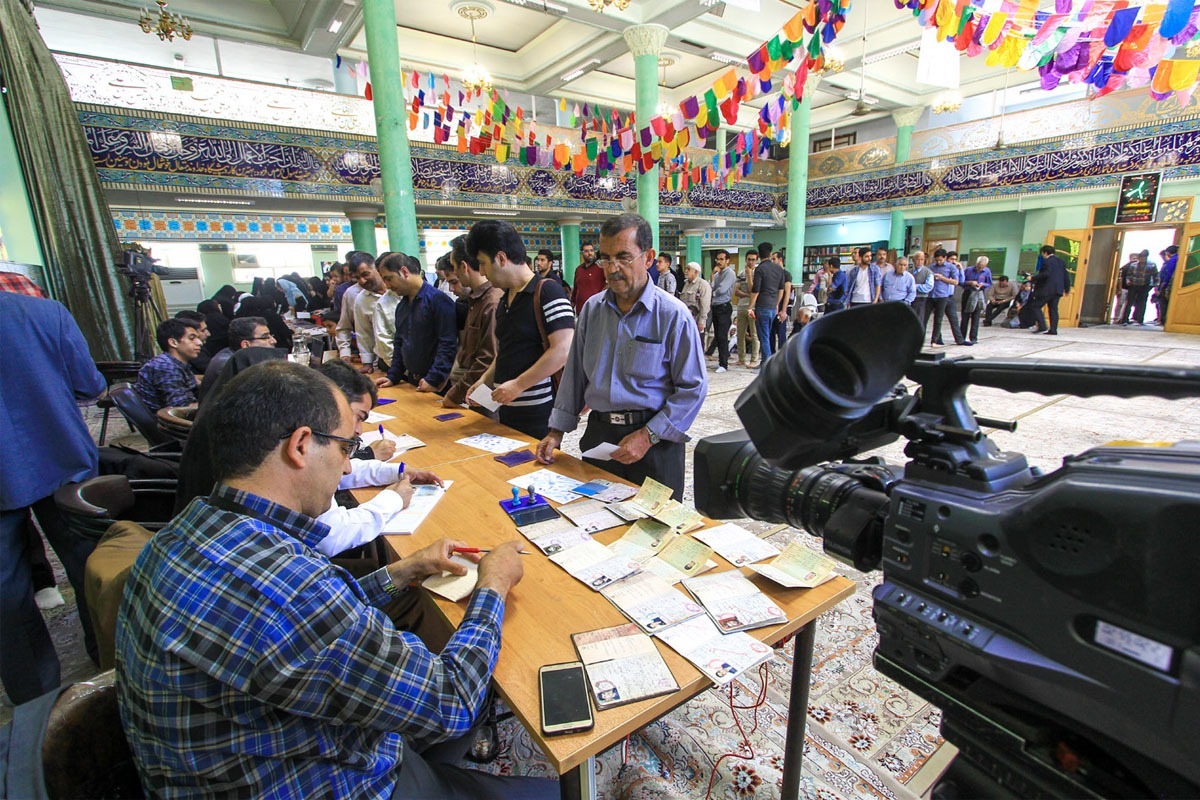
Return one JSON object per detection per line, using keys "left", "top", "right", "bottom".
{"left": 117, "top": 361, "right": 553, "bottom": 799}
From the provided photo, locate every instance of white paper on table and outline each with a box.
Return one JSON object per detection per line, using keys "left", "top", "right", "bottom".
{"left": 322, "top": 350, "right": 338, "bottom": 364}
{"left": 467, "top": 383, "right": 502, "bottom": 412}
{"left": 364, "top": 410, "right": 394, "bottom": 424}
{"left": 381, "top": 481, "right": 453, "bottom": 534}
{"left": 748, "top": 542, "right": 839, "bottom": 588}
{"left": 506, "top": 468, "right": 585, "bottom": 505}
{"left": 362, "top": 429, "right": 426, "bottom": 456}
{"left": 422, "top": 555, "right": 478, "bottom": 602}
{"left": 682, "top": 571, "right": 786, "bottom": 633}
{"left": 656, "top": 616, "right": 774, "bottom": 686}
{"left": 550, "top": 539, "right": 641, "bottom": 590}
{"left": 456, "top": 433, "right": 528, "bottom": 454}
{"left": 694, "top": 523, "right": 781, "bottom": 567}
{"left": 580, "top": 442, "right": 620, "bottom": 461}
{"left": 601, "top": 572, "right": 704, "bottom": 634}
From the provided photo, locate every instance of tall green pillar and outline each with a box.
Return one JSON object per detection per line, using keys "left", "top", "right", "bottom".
{"left": 346, "top": 209, "right": 378, "bottom": 255}
{"left": 362, "top": 0, "right": 419, "bottom": 255}
{"left": 785, "top": 75, "right": 818, "bottom": 276}
{"left": 623, "top": 24, "right": 669, "bottom": 252}
{"left": 716, "top": 129, "right": 728, "bottom": 156}
{"left": 889, "top": 107, "right": 924, "bottom": 252}
{"left": 559, "top": 217, "right": 581, "bottom": 284}
{"left": 684, "top": 229, "right": 703, "bottom": 276}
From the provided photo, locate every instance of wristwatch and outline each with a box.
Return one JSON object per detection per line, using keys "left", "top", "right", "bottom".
{"left": 645, "top": 427, "right": 661, "bottom": 446}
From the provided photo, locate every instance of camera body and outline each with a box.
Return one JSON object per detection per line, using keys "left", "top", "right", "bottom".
{"left": 695, "top": 304, "right": 1200, "bottom": 797}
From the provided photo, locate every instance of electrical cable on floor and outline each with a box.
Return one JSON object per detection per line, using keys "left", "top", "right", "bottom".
{"left": 704, "top": 662, "right": 771, "bottom": 800}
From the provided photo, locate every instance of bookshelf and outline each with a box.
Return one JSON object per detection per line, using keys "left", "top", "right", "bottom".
{"left": 802, "top": 243, "right": 871, "bottom": 280}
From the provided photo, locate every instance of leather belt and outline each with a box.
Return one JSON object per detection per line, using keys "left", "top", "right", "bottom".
{"left": 596, "top": 409, "right": 655, "bottom": 427}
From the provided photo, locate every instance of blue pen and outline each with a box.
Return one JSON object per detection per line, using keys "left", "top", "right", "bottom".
{"left": 378, "top": 424, "right": 385, "bottom": 437}
{"left": 399, "top": 462, "right": 406, "bottom": 477}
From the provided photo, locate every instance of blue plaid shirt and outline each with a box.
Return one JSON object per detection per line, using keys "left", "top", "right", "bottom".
{"left": 134, "top": 351, "right": 197, "bottom": 413}
{"left": 115, "top": 485, "right": 505, "bottom": 799}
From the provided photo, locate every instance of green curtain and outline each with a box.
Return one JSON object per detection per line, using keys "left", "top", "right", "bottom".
{"left": 0, "top": 0, "right": 136, "bottom": 360}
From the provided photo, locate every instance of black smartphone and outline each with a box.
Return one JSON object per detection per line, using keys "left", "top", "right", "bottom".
{"left": 539, "top": 661, "right": 594, "bottom": 736}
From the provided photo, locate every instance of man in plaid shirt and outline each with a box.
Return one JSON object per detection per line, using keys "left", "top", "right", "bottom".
{"left": 116, "top": 362, "right": 554, "bottom": 799}
{"left": 1118, "top": 249, "right": 1159, "bottom": 326}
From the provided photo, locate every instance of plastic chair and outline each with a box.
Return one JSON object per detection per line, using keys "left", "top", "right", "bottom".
{"left": 94, "top": 361, "right": 142, "bottom": 445}
{"left": 108, "top": 383, "right": 173, "bottom": 447}
{"left": 41, "top": 671, "right": 144, "bottom": 799}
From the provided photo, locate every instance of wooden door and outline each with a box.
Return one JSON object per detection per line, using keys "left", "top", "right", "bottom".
{"left": 1165, "top": 224, "right": 1200, "bottom": 334}
{"left": 1044, "top": 229, "right": 1091, "bottom": 328}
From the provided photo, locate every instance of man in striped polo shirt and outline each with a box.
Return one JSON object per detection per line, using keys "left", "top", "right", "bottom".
{"left": 466, "top": 220, "right": 575, "bottom": 438}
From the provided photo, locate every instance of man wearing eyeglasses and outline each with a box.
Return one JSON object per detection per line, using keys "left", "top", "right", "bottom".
{"left": 197, "top": 316, "right": 276, "bottom": 403}
{"left": 117, "top": 361, "right": 551, "bottom": 799}
{"left": 537, "top": 213, "right": 707, "bottom": 500}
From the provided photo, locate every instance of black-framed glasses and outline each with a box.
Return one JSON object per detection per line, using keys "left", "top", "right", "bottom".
{"left": 249, "top": 334, "right": 276, "bottom": 341}
{"left": 279, "top": 429, "right": 362, "bottom": 457}
{"left": 596, "top": 251, "right": 647, "bottom": 270}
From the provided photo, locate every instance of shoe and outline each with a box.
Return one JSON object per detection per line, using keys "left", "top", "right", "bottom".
{"left": 929, "top": 342, "right": 943, "bottom": 348}
{"left": 35, "top": 587, "right": 65, "bottom": 610}
{"left": 961, "top": 341, "right": 975, "bottom": 346}
{"left": 747, "top": 361, "right": 759, "bottom": 368}
{"left": 982, "top": 322, "right": 992, "bottom": 327}
{"left": 715, "top": 366, "right": 727, "bottom": 373}
{"left": 1043, "top": 330, "right": 1057, "bottom": 335}
{"left": 737, "top": 360, "right": 747, "bottom": 367}
{"left": 1030, "top": 328, "right": 1046, "bottom": 333}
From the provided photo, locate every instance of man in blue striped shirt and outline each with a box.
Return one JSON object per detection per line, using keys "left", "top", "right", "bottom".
{"left": 116, "top": 361, "right": 553, "bottom": 799}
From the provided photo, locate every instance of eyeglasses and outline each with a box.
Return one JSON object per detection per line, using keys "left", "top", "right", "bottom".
{"left": 279, "top": 428, "right": 362, "bottom": 457}
{"left": 596, "top": 251, "right": 647, "bottom": 270}
{"left": 249, "top": 334, "right": 276, "bottom": 341}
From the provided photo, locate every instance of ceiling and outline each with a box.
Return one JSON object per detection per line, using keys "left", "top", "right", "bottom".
{"left": 33, "top": 0, "right": 1073, "bottom": 141}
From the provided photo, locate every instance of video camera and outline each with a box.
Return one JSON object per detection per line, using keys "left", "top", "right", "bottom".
{"left": 118, "top": 247, "right": 164, "bottom": 282}
{"left": 695, "top": 303, "right": 1200, "bottom": 798}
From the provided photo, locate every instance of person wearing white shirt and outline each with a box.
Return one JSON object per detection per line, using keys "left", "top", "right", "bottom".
{"left": 348, "top": 262, "right": 385, "bottom": 374}
{"left": 373, "top": 288, "right": 400, "bottom": 371}
{"left": 314, "top": 361, "right": 445, "bottom": 557}
{"left": 335, "top": 252, "right": 373, "bottom": 358}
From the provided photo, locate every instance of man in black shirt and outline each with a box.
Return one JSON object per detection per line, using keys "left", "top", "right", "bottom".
{"left": 748, "top": 246, "right": 790, "bottom": 363}
{"left": 466, "top": 221, "right": 575, "bottom": 438}
{"left": 535, "top": 248, "right": 569, "bottom": 291}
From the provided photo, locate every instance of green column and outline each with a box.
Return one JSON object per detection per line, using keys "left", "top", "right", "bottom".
{"left": 889, "top": 107, "right": 924, "bottom": 252}
{"left": 559, "top": 217, "right": 581, "bottom": 284}
{"left": 362, "top": 0, "right": 419, "bottom": 255}
{"left": 785, "top": 84, "right": 814, "bottom": 275}
{"left": 347, "top": 209, "right": 378, "bottom": 255}
{"left": 684, "top": 229, "right": 702, "bottom": 272}
{"left": 623, "top": 24, "right": 668, "bottom": 251}
{"left": 716, "top": 130, "right": 728, "bottom": 156}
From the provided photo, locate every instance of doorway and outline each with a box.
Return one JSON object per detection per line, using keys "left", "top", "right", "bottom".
{"left": 1079, "top": 226, "right": 1178, "bottom": 326}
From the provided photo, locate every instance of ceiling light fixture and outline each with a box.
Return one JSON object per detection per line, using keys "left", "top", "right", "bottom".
{"left": 588, "top": 0, "right": 630, "bottom": 14}
{"left": 932, "top": 89, "right": 962, "bottom": 113}
{"left": 657, "top": 53, "right": 677, "bottom": 117}
{"left": 862, "top": 42, "right": 921, "bottom": 66}
{"left": 139, "top": 0, "right": 193, "bottom": 42}
{"left": 749, "top": 222, "right": 774, "bottom": 227}
{"left": 176, "top": 197, "right": 256, "bottom": 206}
{"left": 821, "top": 44, "right": 845, "bottom": 74}
{"left": 708, "top": 51, "right": 742, "bottom": 66}
{"left": 454, "top": 2, "right": 494, "bottom": 94}
{"left": 561, "top": 58, "right": 601, "bottom": 82}
{"left": 473, "top": 209, "right": 520, "bottom": 216}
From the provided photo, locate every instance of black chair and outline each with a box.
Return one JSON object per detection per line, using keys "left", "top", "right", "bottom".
{"left": 94, "top": 361, "right": 142, "bottom": 445}
{"left": 54, "top": 474, "right": 178, "bottom": 541}
{"left": 155, "top": 406, "right": 196, "bottom": 443}
{"left": 108, "top": 383, "right": 173, "bottom": 447}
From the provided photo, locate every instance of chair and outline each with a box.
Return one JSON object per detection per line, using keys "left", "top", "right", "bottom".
{"left": 108, "top": 383, "right": 173, "bottom": 447}
{"left": 53, "top": 474, "right": 178, "bottom": 541}
{"left": 155, "top": 406, "right": 196, "bottom": 443}
{"left": 93, "top": 361, "right": 142, "bottom": 446}
{"left": 41, "top": 671, "right": 144, "bottom": 799}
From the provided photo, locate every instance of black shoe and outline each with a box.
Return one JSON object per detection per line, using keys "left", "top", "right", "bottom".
{"left": 962, "top": 341, "right": 975, "bottom": 346}
{"left": 1030, "top": 327, "right": 1046, "bottom": 333}
{"left": 1043, "top": 330, "right": 1057, "bottom": 335}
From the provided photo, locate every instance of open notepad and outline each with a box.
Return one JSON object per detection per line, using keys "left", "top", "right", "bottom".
{"left": 571, "top": 624, "right": 679, "bottom": 709}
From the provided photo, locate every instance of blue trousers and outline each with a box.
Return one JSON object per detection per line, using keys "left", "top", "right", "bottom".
{"left": 755, "top": 312, "right": 776, "bottom": 361}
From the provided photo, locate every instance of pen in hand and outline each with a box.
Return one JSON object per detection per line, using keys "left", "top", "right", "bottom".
{"left": 453, "top": 546, "right": 531, "bottom": 555}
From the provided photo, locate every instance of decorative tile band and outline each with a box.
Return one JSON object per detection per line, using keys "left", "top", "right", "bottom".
{"left": 113, "top": 210, "right": 356, "bottom": 241}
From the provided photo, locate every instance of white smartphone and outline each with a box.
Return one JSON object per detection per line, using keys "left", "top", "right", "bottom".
{"left": 539, "top": 661, "right": 594, "bottom": 736}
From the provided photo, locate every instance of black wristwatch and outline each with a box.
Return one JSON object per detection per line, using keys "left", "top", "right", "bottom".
{"left": 645, "top": 427, "right": 661, "bottom": 446}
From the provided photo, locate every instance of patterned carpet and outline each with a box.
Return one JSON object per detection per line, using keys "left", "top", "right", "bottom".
{"left": 468, "top": 530, "right": 944, "bottom": 800}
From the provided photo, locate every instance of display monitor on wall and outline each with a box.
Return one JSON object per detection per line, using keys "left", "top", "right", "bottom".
{"left": 1115, "top": 172, "right": 1161, "bottom": 224}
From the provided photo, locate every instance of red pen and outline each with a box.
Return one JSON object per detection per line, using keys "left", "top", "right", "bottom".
{"left": 452, "top": 546, "right": 530, "bottom": 555}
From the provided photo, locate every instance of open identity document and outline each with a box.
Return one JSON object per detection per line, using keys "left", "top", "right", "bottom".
{"left": 506, "top": 468, "right": 584, "bottom": 505}
{"left": 608, "top": 531, "right": 717, "bottom": 585}
{"left": 749, "top": 541, "right": 840, "bottom": 588}
{"left": 517, "top": 517, "right": 592, "bottom": 555}
{"left": 571, "top": 479, "right": 638, "bottom": 504}
{"left": 557, "top": 498, "right": 625, "bottom": 533}
{"left": 656, "top": 615, "right": 775, "bottom": 686}
{"left": 421, "top": 555, "right": 478, "bottom": 602}
{"left": 682, "top": 570, "right": 786, "bottom": 633}
{"left": 694, "top": 523, "right": 781, "bottom": 567}
{"left": 550, "top": 539, "right": 642, "bottom": 591}
{"left": 382, "top": 481, "right": 453, "bottom": 535}
{"left": 600, "top": 571, "right": 705, "bottom": 634}
{"left": 571, "top": 624, "right": 679, "bottom": 709}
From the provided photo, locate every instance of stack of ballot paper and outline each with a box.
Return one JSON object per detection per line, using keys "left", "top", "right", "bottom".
{"left": 571, "top": 624, "right": 679, "bottom": 708}
{"left": 656, "top": 616, "right": 775, "bottom": 685}
{"left": 682, "top": 571, "right": 786, "bottom": 633}
{"left": 749, "top": 542, "right": 840, "bottom": 588}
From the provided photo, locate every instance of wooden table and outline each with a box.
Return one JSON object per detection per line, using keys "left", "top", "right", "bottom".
{"left": 363, "top": 385, "right": 856, "bottom": 800}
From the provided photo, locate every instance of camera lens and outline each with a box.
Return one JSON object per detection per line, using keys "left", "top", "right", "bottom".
{"left": 728, "top": 449, "right": 876, "bottom": 537}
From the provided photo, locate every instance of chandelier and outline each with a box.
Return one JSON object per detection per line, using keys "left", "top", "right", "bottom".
{"left": 455, "top": 3, "right": 493, "bottom": 94}
{"left": 588, "top": 0, "right": 631, "bottom": 12}
{"left": 820, "top": 44, "right": 845, "bottom": 74}
{"left": 656, "top": 54, "right": 676, "bottom": 118}
{"left": 139, "top": 0, "right": 193, "bottom": 42}
{"left": 932, "top": 90, "right": 963, "bottom": 114}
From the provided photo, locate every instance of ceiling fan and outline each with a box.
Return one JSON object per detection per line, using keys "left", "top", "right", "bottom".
{"left": 843, "top": 90, "right": 880, "bottom": 116}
